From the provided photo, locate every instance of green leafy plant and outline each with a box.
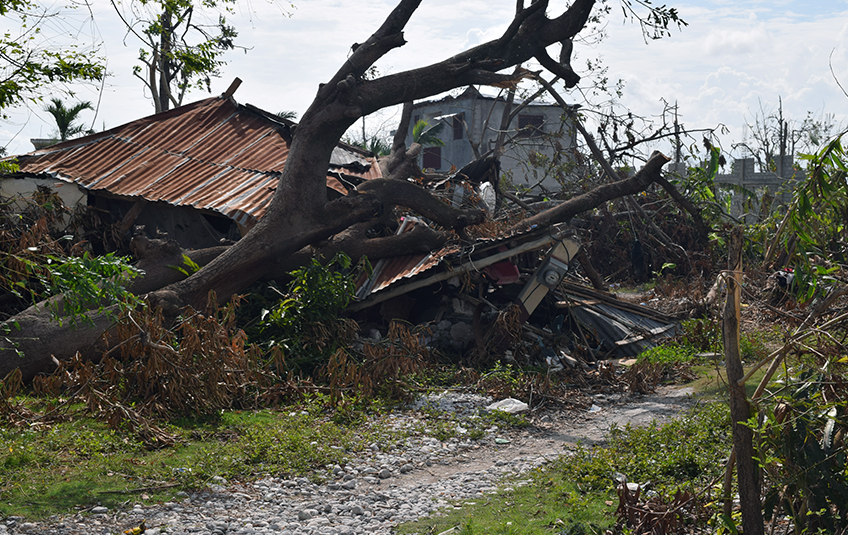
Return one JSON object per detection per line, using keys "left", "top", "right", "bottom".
{"left": 1, "top": 249, "right": 142, "bottom": 330}
{"left": 255, "top": 252, "right": 363, "bottom": 368}
{"left": 168, "top": 254, "right": 201, "bottom": 277}
{"left": 0, "top": 0, "right": 103, "bottom": 115}
{"left": 558, "top": 402, "right": 730, "bottom": 495}
{"left": 40, "top": 252, "right": 144, "bottom": 325}
{"left": 748, "top": 368, "right": 848, "bottom": 532}
{"left": 637, "top": 343, "right": 698, "bottom": 366}
{"left": 769, "top": 132, "right": 848, "bottom": 304}
{"left": 0, "top": 158, "right": 19, "bottom": 174}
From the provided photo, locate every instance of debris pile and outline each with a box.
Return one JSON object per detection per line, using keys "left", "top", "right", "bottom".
{"left": 348, "top": 220, "right": 681, "bottom": 381}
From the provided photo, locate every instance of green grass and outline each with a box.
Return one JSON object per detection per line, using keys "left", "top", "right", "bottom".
{"left": 0, "top": 402, "right": 402, "bottom": 519}
{"left": 686, "top": 363, "right": 768, "bottom": 400}
{"left": 558, "top": 403, "right": 730, "bottom": 494}
{"left": 636, "top": 318, "right": 778, "bottom": 401}
{"left": 396, "top": 468, "right": 616, "bottom": 535}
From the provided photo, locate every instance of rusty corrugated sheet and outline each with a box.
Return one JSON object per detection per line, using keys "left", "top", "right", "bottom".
{"left": 12, "top": 96, "right": 380, "bottom": 228}
{"left": 354, "top": 223, "right": 574, "bottom": 301}
{"left": 374, "top": 250, "right": 454, "bottom": 293}
{"left": 356, "top": 218, "right": 461, "bottom": 299}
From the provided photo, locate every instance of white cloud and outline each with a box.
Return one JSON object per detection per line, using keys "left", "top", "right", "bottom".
{"left": 3, "top": 0, "right": 848, "bottom": 160}
{"left": 703, "top": 23, "right": 769, "bottom": 56}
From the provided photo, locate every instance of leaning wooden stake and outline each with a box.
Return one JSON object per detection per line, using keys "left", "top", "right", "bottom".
{"left": 722, "top": 226, "right": 764, "bottom": 534}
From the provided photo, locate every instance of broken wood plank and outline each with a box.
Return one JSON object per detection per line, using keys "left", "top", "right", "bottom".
{"left": 614, "top": 323, "right": 676, "bottom": 346}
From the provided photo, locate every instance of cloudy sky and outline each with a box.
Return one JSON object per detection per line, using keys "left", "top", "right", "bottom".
{"left": 2, "top": 0, "right": 847, "bottom": 162}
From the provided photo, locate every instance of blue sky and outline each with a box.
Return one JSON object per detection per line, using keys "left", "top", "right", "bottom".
{"left": 2, "top": 0, "right": 848, "bottom": 163}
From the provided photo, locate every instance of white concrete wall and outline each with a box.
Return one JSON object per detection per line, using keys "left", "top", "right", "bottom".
{"left": 1, "top": 177, "right": 87, "bottom": 223}
{"left": 408, "top": 91, "right": 576, "bottom": 194}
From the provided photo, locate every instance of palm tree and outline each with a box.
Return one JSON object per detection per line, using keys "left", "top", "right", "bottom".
{"left": 276, "top": 110, "right": 298, "bottom": 121}
{"left": 43, "top": 98, "right": 94, "bottom": 141}
{"left": 412, "top": 119, "right": 445, "bottom": 147}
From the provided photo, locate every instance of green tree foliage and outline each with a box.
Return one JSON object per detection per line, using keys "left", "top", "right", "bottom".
{"left": 0, "top": 0, "right": 103, "bottom": 116}
{"left": 43, "top": 98, "right": 93, "bottom": 141}
{"left": 747, "top": 132, "right": 848, "bottom": 531}
{"left": 753, "top": 370, "right": 848, "bottom": 532}
{"left": 0, "top": 189, "right": 142, "bottom": 330}
{"left": 254, "top": 253, "right": 363, "bottom": 369}
{"left": 39, "top": 251, "right": 143, "bottom": 326}
{"left": 781, "top": 133, "right": 848, "bottom": 301}
{"left": 114, "top": 0, "right": 261, "bottom": 112}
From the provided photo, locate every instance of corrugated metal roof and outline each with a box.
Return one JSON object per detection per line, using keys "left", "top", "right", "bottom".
{"left": 355, "top": 222, "right": 566, "bottom": 301}
{"left": 355, "top": 218, "right": 459, "bottom": 299}
{"left": 11, "top": 96, "right": 381, "bottom": 229}
{"left": 565, "top": 299, "right": 677, "bottom": 358}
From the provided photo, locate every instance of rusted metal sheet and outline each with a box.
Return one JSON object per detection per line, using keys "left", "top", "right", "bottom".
{"left": 10, "top": 96, "right": 380, "bottom": 229}
{"left": 355, "top": 218, "right": 457, "bottom": 300}
{"left": 353, "top": 224, "right": 575, "bottom": 308}
{"left": 362, "top": 250, "right": 454, "bottom": 297}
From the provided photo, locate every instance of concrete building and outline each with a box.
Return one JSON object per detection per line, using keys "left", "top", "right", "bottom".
{"left": 405, "top": 87, "right": 576, "bottom": 194}
{"left": 715, "top": 156, "right": 803, "bottom": 223}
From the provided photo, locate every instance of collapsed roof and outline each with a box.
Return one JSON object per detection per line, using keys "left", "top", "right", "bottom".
{"left": 6, "top": 96, "right": 382, "bottom": 231}
{"left": 352, "top": 221, "right": 678, "bottom": 360}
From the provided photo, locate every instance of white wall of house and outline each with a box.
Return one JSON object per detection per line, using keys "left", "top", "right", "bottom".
{"left": 406, "top": 88, "right": 576, "bottom": 193}
{"left": 0, "top": 177, "right": 86, "bottom": 221}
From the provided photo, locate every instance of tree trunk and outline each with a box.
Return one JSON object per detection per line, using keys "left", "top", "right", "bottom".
{"left": 147, "top": 0, "right": 599, "bottom": 313}
{"left": 723, "top": 225, "right": 764, "bottom": 535}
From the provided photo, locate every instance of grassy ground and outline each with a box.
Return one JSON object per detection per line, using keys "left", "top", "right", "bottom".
{"left": 0, "top": 403, "right": 402, "bottom": 519}
{"left": 396, "top": 470, "right": 617, "bottom": 535}
{"left": 0, "top": 322, "right": 775, "bottom": 530}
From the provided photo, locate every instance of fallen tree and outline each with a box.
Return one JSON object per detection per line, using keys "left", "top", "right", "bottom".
{"left": 1, "top": 0, "right": 680, "bottom": 380}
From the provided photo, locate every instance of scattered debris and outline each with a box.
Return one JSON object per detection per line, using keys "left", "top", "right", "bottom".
{"left": 485, "top": 398, "right": 529, "bottom": 414}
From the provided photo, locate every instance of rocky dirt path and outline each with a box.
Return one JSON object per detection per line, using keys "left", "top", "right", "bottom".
{"left": 393, "top": 385, "right": 697, "bottom": 487}
{"left": 3, "top": 386, "right": 697, "bottom": 535}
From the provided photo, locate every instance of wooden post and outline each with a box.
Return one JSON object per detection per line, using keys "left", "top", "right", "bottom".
{"left": 116, "top": 199, "right": 148, "bottom": 240}
{"left": 723, "top": 225, "right": 764, "bottom": 534}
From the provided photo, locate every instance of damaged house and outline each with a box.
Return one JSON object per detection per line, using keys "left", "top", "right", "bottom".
{"left": 350, "top": 220, "right": 678, "bottom": 363}
{"left": 1, "top": 87, "right": 382, "bottom": 250}
{"left": 1, "top": 85, "right": 677, "bottom": 370}
{"left": 406, "top": 86, "right": 577, "bottom": 194}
